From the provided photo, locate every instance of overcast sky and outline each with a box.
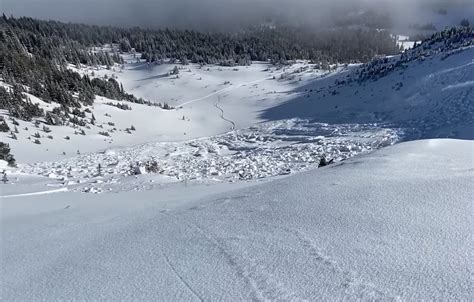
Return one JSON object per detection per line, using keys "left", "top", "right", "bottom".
{"left": 2, "top": 0, "right": 473, "bottom": 30}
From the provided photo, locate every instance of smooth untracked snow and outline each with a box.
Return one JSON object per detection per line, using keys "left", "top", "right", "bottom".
{"left": 2, "top": 139, "right": 472, "bottom": 300}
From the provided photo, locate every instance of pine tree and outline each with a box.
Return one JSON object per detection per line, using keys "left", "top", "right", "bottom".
{"left": 0, "top": 142, "right": 16, "bottom": 167}
{"left": 0, "top": 121, "right": 10, "bottom": 132}
{"left": 172, "top": 66, "right": 180, "bottom": 75}
{"left": 2, "top": 170, "right": 8, "bottom": 184}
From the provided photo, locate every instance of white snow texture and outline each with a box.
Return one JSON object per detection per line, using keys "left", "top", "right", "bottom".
{"left": 2, "top": 139, "right": 472, "bottom": 300}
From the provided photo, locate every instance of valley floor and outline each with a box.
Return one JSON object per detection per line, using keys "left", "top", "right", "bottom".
{"left": 2, "top": 139, "right": 472, "bottom": 300}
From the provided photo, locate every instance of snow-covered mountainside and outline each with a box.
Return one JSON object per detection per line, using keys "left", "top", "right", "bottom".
{"left": 2, "top": 139, "right": 472, "bottom": 300}
{"left": 2, "top": 62, "right": 343, "bottom": 163}
{"left": 263, "top": 28, "right": 474, "bottom": 139}
{"left": 2, "top": 28, "right": 471, "bottom": 190}
{"left": 1, "top": 26, "right": 473, "bottom": 301}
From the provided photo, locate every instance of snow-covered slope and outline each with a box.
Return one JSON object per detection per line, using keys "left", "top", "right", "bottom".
{"left": 2, "top": 28, "right": 471, "bottom": 192}
{"left": 1, "top": 27, "right": 473, "bottom": 301}
{"left": 262, "top": 39, "right": 474, "bottom": 139}
{"left": 2, "top": 29, "right": 471, "bottom": 167}
{"left": 2, "top": 139, "right": 472, "bottom": 300}
{"left": 2, "top": 62, "right": 338, "bottom": 163}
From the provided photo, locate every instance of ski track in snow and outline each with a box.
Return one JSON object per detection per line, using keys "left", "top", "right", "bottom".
{"left": 178, "top": 76, "right": 272, "bottom": 107}
{"left": 284, "top": 227, "right": 396, "bottom": 300}
{"left": 172, "top": 213, "right": 301, "bottom": 301}
{"left": 161, "top": 249, "right": 205, "bottom": 302}
{"left": 1, "top": 187, "right": 68, "bottom": 199}
{"left": 428, "top": 60, "right": 474, "bottom": 78}
{"left": 442, "top": 80, "right": 474, "bottom": 91}
{"left": 214, "top": 95, "right": 236, "bottom": 131}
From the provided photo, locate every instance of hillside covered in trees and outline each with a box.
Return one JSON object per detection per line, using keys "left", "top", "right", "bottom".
{"left": 0, "top": 15, "right": 402, "bottom": 122}
{"left": 2, "top": 15, "right": 400, "bottom": 66}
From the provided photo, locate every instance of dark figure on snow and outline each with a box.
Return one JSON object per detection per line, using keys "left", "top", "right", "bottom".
{"left": 318, "top": 156, "right": 334, "bottom": 168}
{"left": 2, "top": 170, "right": 8, "bottom": 184}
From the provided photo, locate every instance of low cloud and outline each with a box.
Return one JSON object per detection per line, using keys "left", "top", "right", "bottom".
{"left": 2, "top": 0, "right": 473, "bottom": 31}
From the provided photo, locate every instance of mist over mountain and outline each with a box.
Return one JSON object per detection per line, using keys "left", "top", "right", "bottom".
{"left": 2, "top": 0, "right": 473, "bottom": 31}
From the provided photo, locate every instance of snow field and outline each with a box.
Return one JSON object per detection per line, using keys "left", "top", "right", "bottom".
{"left": 2, "top": 139, "right": 472, "bottom": 300}
{"left": 3, "top": 60, "right": 343, "bottom": 163}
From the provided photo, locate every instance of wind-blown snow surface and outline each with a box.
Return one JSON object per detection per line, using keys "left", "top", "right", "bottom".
{"left": 2, "top": 139, "right": 472, "bottom": 300}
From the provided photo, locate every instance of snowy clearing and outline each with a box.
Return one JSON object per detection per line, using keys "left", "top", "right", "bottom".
{"left": 2, "top": 61, "right": 343, "bottom": 163}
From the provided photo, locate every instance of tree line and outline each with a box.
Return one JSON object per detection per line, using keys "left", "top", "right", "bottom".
{"left": 2, "top": 15, "right": 400, "bottom": 66}
{"left": 0, "top": 15, "right": 401, "bottom": 123}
